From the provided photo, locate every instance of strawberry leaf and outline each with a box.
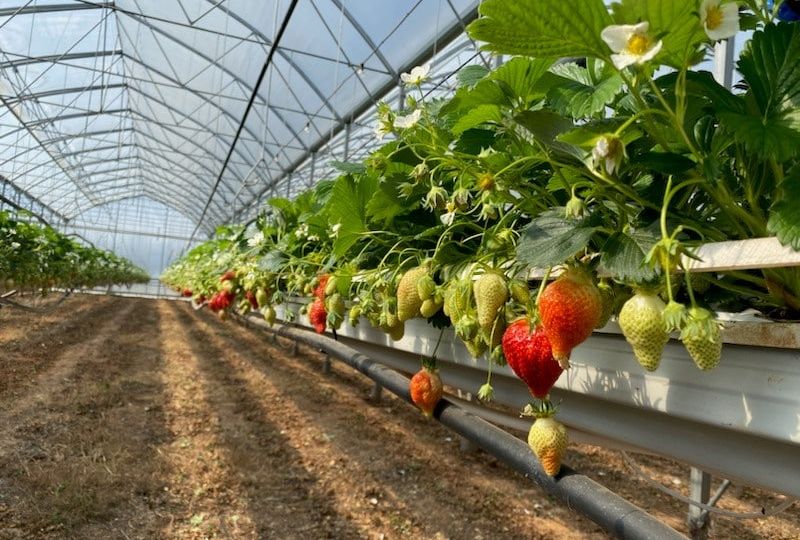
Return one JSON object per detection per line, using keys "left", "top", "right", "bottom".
{"left": 468, "top": 0, "right": 613, "bottom": 60}
{"left": 517, "top": 210, "right": 599, "bottom": 268}
{"left": 598, "top": 232, "right": 656, "bottom": 282}
{"left": 768, "top": 166, "right": 800, "bottom": 251}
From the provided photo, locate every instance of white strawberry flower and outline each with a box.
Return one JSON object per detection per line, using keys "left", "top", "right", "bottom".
{"left": 400, "top": 63, "right": 430, "bottom": 86}
{"left": 700, "top": 0, "right": 739, "bottom": 41}
{"left": 330, "top": 222, "right": 341, "bottom": 238}
{"left": 601, "top": 22, "right": 663, "bottom": 70}
{"left": 592, "top": 134, "right": 626, "bottom": 175}
{"left": 393, "top": 109, "right": 421, "bottom": 129}
{"left": 247, "top": 231, "right": 264, "bottom": 247}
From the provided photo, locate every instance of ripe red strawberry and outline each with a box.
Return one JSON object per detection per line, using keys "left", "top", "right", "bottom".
{"left": 314, "top": 274, "right": 330, "bottom": 300}
{"left": 538, "top": 267, "right": 602, "bottom": 368}
{"left": 308, "top": 297, "right": 327, "bottom": 334}
{"left": 245, "top": 290, "right": 259, "bottom": 309}
{"left": 409, "top": 361, "right": 443, "bottom": 417}
{"left": 181, "top": 288, "right": 193, "bottom": 297}
{"left": 502, "top": 319, "right": 563, "bottom": 399}
{"left": 220, "top": 270, "right": 236, "bottom": 282}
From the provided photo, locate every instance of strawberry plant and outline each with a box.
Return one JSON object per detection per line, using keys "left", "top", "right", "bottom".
{"left": 162, "top": 1, "right": 800, "bottom": 467}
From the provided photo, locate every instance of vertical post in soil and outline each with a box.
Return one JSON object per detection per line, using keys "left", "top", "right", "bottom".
{"left": 322, "top": 354, "right": 332, "bottom": 374}
{"left": 369, "top": 382, "right": 383, "bottom": 403}
{"left": 688, "top": 467, "right": 712, "bottom": 540}
{"left": 291, "top": 339, "right": 298, "bottom": 356}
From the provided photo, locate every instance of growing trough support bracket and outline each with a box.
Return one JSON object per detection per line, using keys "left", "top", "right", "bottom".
{"left": 687, "top": 468, "right": 711, "bottom": 540}
{"left": 247, "top": 317, "right": 688, "bottom": 540}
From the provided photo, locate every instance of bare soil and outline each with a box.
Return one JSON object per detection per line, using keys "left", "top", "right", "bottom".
{"left": 0, "top": 296, "right": 797, "bottom": 539}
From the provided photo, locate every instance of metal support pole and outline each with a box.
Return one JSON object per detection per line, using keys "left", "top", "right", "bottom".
{"left": 687, "top": 467, "right": 712, "bottom": 540}
{"left": 343, "top": 121, "right": 352, "bottom": 161}
{"left": 322, "top": 353, "right": 332, "bottom": 374}
{"left": 369, "top": 381, "right": 383, "bottom": 403}
{"left": 713, "top": 36, "right": 735, "bottom": 90}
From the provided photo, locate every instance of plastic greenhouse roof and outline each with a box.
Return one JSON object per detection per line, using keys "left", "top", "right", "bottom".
{"left": 0, "top": 0, "right": 480, "bottom": 239}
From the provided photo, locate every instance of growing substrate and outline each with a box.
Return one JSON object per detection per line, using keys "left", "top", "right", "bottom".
{"left": 0, "top": 295, "right": 797, "bottom": 539}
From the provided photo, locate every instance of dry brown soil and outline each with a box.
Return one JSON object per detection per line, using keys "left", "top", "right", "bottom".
{"left": 0, "top": 295, "right": 797, "bottom": 539}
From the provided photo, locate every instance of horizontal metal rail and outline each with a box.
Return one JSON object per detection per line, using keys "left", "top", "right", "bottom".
{"left": 241, "top": 315, "right": 687, "bottom": 540}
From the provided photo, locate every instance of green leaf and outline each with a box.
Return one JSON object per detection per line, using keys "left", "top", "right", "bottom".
{"left": 629, "top": 152, "right": 696, "bottom": 174}
{"left": 326, "top": 174, "right": 378, "bottom": 257}
{"left": 330, "top": 160, "right": 367, "bottom": 174}
{"left": 468, "top": 0, "right": 613, "bottom": 59}
{"left": 488, "top": 57, "right": 554, "bottom": 105}
{"left": 517, "top": 210, "right": 599, "bottom": 267}
{"left": 514, "top": 110, "right": 580, "bottom": 158}
{"left": 610, "top": 0, "right": 706, "bottom": 68}
{"left": 454, "top": 128, "right": 496, "bottom": 155}
{"left": 730, "top": 23, "right": 800, "bottom": 160}
{"left": 457, "top": 65, "right": 490, "bottom": 88}
{"left": 719, "top": 110, "right": 800, "bottom": 162}
{"left": 768, "top": 166, "right": 800, "bottom": 251}
{"left": 452, "top": 104, "right": 503, "bottom": 135}
{"left": 598, "top": 232, "right": 655, "bottom": 282}
{"left": 548, "top": 61, "right": 624, "bottom": 118}
{"left": 258, "top": 250, "right": 287, "bottom": 272}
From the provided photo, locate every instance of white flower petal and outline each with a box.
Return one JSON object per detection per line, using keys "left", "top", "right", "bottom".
{"left": 705, "top": 3, "right": 740, "bottom": 41}
{"left": 610, "top": 52, "right": 639, "bottom": 70}
{"left": 638, "top": 39, "right": 663, "bottom": 64}
{"left": 601, "top": 24, "right": 633, "bottom": 53}
{"left": 394, "top": 109, "right": 421, "bottom": 129}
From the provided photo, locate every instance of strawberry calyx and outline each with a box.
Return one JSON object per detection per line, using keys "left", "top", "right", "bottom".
{"left": 521, "top": 398, "right": 557, "bottom": 419}
{"left": 420, "top": 357, "right": 438, "bottom": 372}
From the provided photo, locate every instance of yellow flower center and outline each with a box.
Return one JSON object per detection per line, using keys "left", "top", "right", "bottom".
{"left": 626, "top": 33, "right": 650, "bottom": 55}
{"left": 705, "top": 6, "right": 723, "bottom": 30}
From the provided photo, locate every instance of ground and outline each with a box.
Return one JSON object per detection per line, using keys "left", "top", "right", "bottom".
{"left": 0, "top": 295, "right": 797, "bottom": 539}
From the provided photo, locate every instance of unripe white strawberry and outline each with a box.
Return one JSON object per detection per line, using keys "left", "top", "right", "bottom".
{"left": 397, "top": 266, "right": 428, "bottom": 321}
{"left": 618, "top": 292, "right": 669, "bottom": 371}
{"left": 681, "top": 307, "right": 722, "bottom": 370}
{"left": 526, "top": 402, "right": 568, "bottom": 477}
{"left": 474, "top": 272, "right": 508, "bottom": 333}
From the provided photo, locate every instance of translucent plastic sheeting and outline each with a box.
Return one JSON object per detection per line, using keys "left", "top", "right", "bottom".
{"left": 0, "top": 0, "right": 480, "bottom": 242}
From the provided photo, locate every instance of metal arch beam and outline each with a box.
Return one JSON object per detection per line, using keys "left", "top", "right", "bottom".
{"left": 116, "top": 15, "right": 305, "bottom": 166}
{"left": 0, "top": 175, "right": 68, "bottom": 223}
{"left": 240, "top": 6, "right": 480, "bottom": 214}
{"left": 190, "top": 0, "right": 300, "bottom": 240}
{"left": 24, "top": 107, "right": 129, "bottom": 127}
{"left": 63, "top": 188, "right": 215, "bottom": 233}
{"left": 326, "top": 0, "right": 396, "bottom": 77}
{"left": 0, "top": 142, "right": 135, "bottom": 173}
{"left": 119, "top": 53, "right": 287, "bottom": 164}
{"left": 2, "top": 82, "right": 126, "bottom": 104}
{"left": 40, "top": 126, "right": 131, "bottom": 146}
{"left": 203, "top": 0, "right": 343, "bottom": 123}
{"left": 0, "top": 49, "right": 122, "bottom": 70}
{"left": 0, "top": 2, "right": 113, "bottom": 17}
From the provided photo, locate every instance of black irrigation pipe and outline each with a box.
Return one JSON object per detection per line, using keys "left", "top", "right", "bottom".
{"left": 240, "top": 315, "right": 687, "bottom": 540}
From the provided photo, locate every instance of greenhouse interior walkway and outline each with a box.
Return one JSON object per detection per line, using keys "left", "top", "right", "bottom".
{"left": 0, "top": 294, "right": 796, "bottom": 540}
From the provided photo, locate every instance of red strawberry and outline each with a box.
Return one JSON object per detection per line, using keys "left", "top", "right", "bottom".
{"left": 409, "top": 362, "right": 443, "bottom": 417}
{"left": 182, "top": 288, "right": 193, "bottom": 297}
{"left": 220, "top": 270, "right": 236, "bottom": 282}
{"left": 314, "top": 274, "right": 330, "bottom": 300}
{"left": 309, "top": 298, "right": 327, "bottom": 334}
{"left": 245, "top": 290, "right": 259, "bottom": 309}
{"left": 538, "top": 267, "right": 602, "bottom": 368}
{"left": 501, "top": 319, "right": 563, "bottom": 399}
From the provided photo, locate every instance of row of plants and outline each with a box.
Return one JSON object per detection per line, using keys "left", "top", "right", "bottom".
{"left": 0, "top": 211, "right": 149, "bottom": 292}
{"left": 163, "top": 0, "right": 800, "bottom": 476}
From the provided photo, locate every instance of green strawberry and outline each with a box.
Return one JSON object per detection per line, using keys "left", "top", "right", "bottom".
{"left": 681, "top": 307, "right": 722, "bottom": 371}
{"left": 618, "top": 292, "right": 669, "bottom": 371}
{"left": 474, "top": 272, "right": 509, "bottom": 333}
{"left": 509, "top": 279, "right": 531, "bottom": 304}
{"left": 416, "top": 274, "right": 436, "bottom": 301}
{"left": 397, "top": 266, "right": 428, "bottom": 321}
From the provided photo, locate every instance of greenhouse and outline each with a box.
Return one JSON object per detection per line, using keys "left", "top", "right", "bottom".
{"left": 1, "top": 1, "right": 799, "bottom": 538}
